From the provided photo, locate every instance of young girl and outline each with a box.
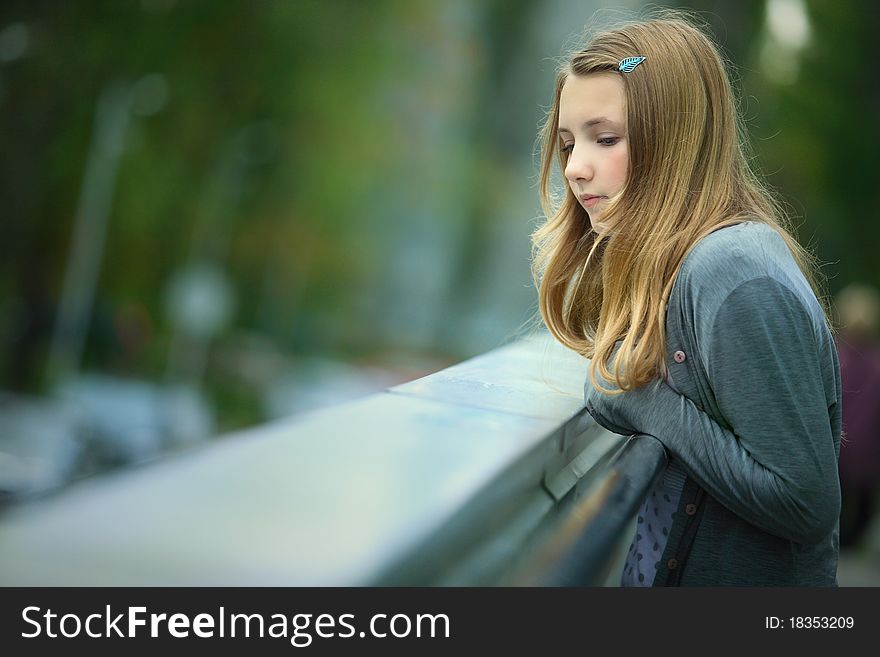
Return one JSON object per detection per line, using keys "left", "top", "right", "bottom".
{"left": 531, "top": 14, "right": 841, "bottom": 586}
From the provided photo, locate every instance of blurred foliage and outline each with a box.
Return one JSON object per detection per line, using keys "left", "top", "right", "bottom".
{"left": 0, "top": 0, "right": 540, "bottom": 430}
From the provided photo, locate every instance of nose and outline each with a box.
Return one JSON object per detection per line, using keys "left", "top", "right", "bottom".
{"left": 564, "top": 146, "right": 594, "bottom": 185}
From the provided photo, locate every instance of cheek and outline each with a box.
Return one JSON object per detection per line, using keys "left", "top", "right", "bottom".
{"left": 608, "top": 149, "right": 629, "bottom": 187}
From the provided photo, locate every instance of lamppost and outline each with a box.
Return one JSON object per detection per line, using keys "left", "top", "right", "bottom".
{"left": 47, "top": 74, "right": 168, "bottom": 384}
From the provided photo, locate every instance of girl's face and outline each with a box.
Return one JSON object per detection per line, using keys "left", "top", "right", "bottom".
{"left": 558, "top": 73, "right": 629, "bottom": 227}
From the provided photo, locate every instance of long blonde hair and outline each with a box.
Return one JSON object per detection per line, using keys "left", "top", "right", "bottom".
{"left": 531, "top": 11, "right": 827, "bottom": 392}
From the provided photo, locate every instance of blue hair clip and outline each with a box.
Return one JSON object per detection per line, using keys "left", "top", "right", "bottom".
{"left": 618, "top": 56, "right": 646, "bottom": 73}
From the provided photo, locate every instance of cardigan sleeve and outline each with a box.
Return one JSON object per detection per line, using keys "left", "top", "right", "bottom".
{"left": 586, "top": 277, "right": 840, "bottom": 544}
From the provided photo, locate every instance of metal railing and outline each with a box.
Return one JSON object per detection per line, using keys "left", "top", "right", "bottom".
{"left": 0, "top": 333, "right": 665, "bottom": 586}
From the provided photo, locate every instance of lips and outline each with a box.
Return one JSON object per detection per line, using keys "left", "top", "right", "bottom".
{"left": 579, "top": 194, "right": 606, "bottom": 208}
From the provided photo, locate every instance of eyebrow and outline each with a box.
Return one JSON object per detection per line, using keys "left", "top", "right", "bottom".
{"left": 557, "top": 117, "right": 621, "bottom": 134}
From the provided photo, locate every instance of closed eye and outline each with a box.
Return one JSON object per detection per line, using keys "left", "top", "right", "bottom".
{"left": 561, "top": 137, "right": 619, "bottom": 154}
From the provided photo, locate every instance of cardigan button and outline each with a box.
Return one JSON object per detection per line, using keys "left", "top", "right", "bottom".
{"left": 673, "top": 350, "right": 686, "bottom": 363}
{"left": 667, "top": 558, "right": 678, "bottom": 570}
{"left": 685, "top": 503, "right": 697, "bottom": 516}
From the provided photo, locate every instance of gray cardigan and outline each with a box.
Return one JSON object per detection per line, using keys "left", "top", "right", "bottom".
{"left": 585, "top": 221, "right": 841, "bottom": 586}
